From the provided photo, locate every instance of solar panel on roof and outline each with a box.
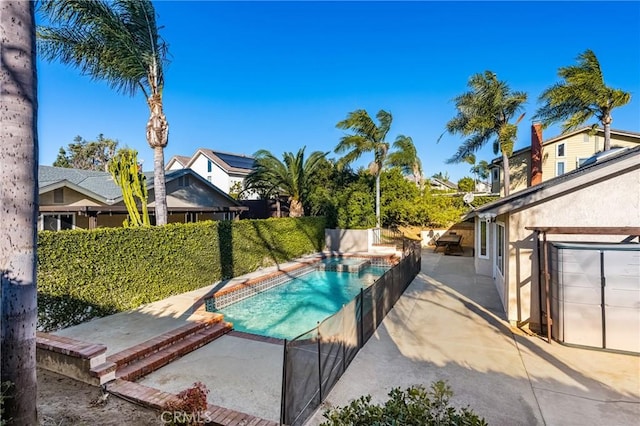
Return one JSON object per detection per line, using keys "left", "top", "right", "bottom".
{"left": 214, "top": 152, "right": 255, "bottom": 169}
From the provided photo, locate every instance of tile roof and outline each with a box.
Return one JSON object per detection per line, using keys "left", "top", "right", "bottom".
{"left": 39, "top": 166, "right": 241, "bottom": 206}
{"left": 39, "top": 166, "right": 122, "bottom": 200}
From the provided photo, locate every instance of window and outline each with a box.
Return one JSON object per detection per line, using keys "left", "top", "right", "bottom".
{"left": 557, "top": 143, "right": 565, "bottom": 157}
{"left": 207, "top": 160, "right": 212, "bottom": 173}
{"left": 40, "top": 214, "right": 74, "bottom": 231}
{"left": 496, "top": 223, "right": 505, "bottom": 275}
{"left": 583, "top": 133, "right": 589, "bottom": 143}
{"left": 478, "top": 220, "right": 489, "bottom": 258}
{"left": 53, "top": 188, "right": 64, "bottom": 204}
{"left": 206, "top": 176, "right": 212, "bottom": 182}
{"left": 577, "top": 157, "right": 589, "bottom": 168}
{"left": 185, "top": 212, "right": 198, "bottom": 223}
{"left": 178, "top": 175, "right": 190, "bottom": 187}
{"left": 556, "top": 161, "right": 565, "bottom": 176}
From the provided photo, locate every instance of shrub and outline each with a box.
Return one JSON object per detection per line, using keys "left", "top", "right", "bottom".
{"left": 163, "top": 382, "right": 209, "bottom": 426}
{"left": 321, "top": 381, "right": 487, "bottom": 426}
{"left": 37, "top": 217, "right": 326, "bottom": 331}
{"left": 458, "top": 176, "right": 475, "bottom": 192}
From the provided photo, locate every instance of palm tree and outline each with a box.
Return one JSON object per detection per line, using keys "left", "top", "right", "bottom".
{"left": 463, "top": 154, "right": 490, "bottom": 185}
{"left": 335, "top": 109, "right": 392, "bottom": 228}
{"left": 535, "top": 49, "right": 631, "bottom": 151}
{"left": 244, "top": 148, "right": 327, "bottom": 217}
{"left": 385, "top": 135, "right": 423, "bottom": 186}
{"left": 444, "top": 71, "right": 527, "bottom": 196}
{"left": 38, "top": 0, "right": 170, "bottom": 225}
{"left": 0, "top": 1, "right": 38, "bottom": 423}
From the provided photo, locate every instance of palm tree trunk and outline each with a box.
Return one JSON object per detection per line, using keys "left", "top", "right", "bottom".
{"left": 375, "top": 173, "right": 381, "bottom": 228}
{"left": 603, "top": 116, "right": 612, "bottom": 151}
{"left": 152, "top": 146, "right": 167, "bottom": 225}
{"left": 289, "top": 198, "right": 304, "bottom": 217}
{"left": 502, "top": 152, "right": 511, "bottom": 197}
{"left": 146, "top": 93, "right": 168, "bottom": 225}
{"left": 0, "top": 1, "right": 39, "bottom": 423}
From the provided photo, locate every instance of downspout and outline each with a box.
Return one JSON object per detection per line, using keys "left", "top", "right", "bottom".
{"left": 542, "top": 231, "right": 552, "bottom": 343}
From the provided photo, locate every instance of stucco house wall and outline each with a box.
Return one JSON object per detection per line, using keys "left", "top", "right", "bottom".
{"left": 503, "top": 168, "right": 639, "bottom": 329}
{"left": 190, "top": 153, "right": 230, "bottom": 193}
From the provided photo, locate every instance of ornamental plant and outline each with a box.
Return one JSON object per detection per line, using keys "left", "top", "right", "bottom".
{"left": 321, "top": 381, "right": 487, "bottom": 426}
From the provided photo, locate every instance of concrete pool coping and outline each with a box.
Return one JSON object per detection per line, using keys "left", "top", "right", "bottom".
{"left": 205, "top": 251, "right": 399, "bottom": 310}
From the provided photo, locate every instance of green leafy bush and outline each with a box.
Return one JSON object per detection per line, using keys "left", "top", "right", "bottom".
{"left": 457, "top": 176, "right": 475, "bottom": 192}
{"left": 321, "top": 381, "right": 487, "bottom": 426}
{"left": 37, "top": 217, "right": 326, "bottom": 331}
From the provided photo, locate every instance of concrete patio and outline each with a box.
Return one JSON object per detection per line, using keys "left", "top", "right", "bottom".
{"left": 305, "top": 250, "right": 640, "bottom": 425}
{"left": 52, "top": 249, "right": 639, "bottom": 425}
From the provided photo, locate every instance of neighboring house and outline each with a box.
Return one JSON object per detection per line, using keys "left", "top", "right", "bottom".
{"left": 489, "top": 124, "right": 640, "bottom": 195}
{"left": 466, "top": 146, "right": 639, "bottom": 351}
{"left": 429, "top": 178, "right": 457, "bottom": 191}
{"left": 39, "top": 166, "right": 247, "bottom": 230}
{"left": 166, "top": 149, "right": 256, "bottom": 198}
{"left": 165, "top": 155, "right": 190, "bottom": 170}
{"left": 474, "top": 181, "right": 491, "bottom": 194}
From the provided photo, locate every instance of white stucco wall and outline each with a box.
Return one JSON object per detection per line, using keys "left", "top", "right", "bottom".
{"left": 505, "top": 167, "right": 640, "bottom": 329}
{"left": 190, "top": 153, "right": 230, "bottom": 193}
{"left": 325, "top": 229, "right": 371, "bottom": 252}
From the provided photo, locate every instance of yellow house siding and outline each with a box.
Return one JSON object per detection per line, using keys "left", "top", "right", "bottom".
{"left": 40, "top": 187, "right": 105, "bottom": 207}
{"left": 542, "top": 132, "right": 640, "bottom": 179}
{"left": 492, "top": 129, "right": 640, "bottom": 196}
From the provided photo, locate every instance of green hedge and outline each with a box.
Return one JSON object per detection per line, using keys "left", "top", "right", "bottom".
{"left": 37, "top": 217, "right": 326, "bottom": 331}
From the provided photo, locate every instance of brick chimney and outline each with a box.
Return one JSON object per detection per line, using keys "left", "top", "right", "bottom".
{"left": 530, "top": 122, "right": 543, "bottom": 186}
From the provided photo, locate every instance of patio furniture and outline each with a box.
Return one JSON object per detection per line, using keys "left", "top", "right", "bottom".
{"left": 434, "top": 234, "right": 463, "bottom": 254}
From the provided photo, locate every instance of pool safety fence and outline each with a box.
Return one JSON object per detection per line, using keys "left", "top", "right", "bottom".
{"left": 280, "top": 244, "right": 421, "bottom": 426}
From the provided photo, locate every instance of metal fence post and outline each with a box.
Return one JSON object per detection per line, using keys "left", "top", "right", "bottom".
{"left": 359, "top": 288, "right": 364, "bottom": 348}
{"left": 280, "top": 339, "right": 287, "bottom": 426}
{"left": 317, "top": 323, "right": 323, "bottom": 401}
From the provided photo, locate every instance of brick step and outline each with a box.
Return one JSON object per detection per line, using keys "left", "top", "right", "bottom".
{"left": 116, "top": 322, "right": 232, "bottom": 381}
{"left": 106, "top": 379, "right": 277, "bottom": 425}
{"left": 89, "top": 361, "right": 117, "bottom": 381}
{"left": 107, "top": 316, "right": 223, "bottom": 369}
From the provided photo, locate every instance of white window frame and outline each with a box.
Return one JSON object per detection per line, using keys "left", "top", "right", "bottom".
{"left": 583, "top": 133, "right": 590, "bottom": 143}
{"left": 39, "top": 214, "right": 75, "bottom": 231}
{"left": 477, "top": 219, "right": 489, "bottom": 259}
{"left": 557, "top": 143, "right": 566, "bottom": 158}
{"left": 556, "top": 160, "right": 565, "bottom": 176}
{"left": 495, "top": 222, "right": 505, "bottom": 277}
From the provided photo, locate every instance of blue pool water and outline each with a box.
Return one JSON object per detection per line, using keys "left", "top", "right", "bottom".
{"left": 218, "top": 266, "right": 388, "bottom": 340}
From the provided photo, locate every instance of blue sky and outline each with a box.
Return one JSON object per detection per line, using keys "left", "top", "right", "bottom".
{"left": 37, "top": 1, "right": 640, "bottom": 182}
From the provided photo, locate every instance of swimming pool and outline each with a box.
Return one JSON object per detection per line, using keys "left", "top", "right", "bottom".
{"left": 217, "top": 266, "right": 388, "bottom": 340}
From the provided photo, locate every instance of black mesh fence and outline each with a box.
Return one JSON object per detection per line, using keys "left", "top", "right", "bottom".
{"left": 281, "top": 244, "right": 421, "bottom": 425}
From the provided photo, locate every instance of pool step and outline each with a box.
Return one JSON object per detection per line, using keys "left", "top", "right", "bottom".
{"left": 108, "top": 320, "right": 232, "bottom": 382}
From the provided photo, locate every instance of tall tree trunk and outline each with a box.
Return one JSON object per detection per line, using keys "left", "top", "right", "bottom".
{"left": 0, "top": 1, "right": 39, "bottom": 423}
{"left": 603, "top": 116, "right": 612, "bottom": 151}
{"left": 289, "top": 198, "right": 304, "bottom": 218}
{"left": 502, "top": 152, "right": 511, "bottom": 197}
{"left": 146, "top": 93, "right": 168, "bottom": 225}
{"left": 375, "top": 173, "right": 381, "bottom": 228}
{"left": 152, "top": 146, "right": 167, "bottom": 225}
